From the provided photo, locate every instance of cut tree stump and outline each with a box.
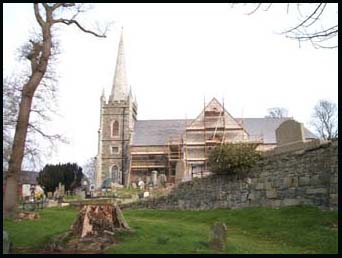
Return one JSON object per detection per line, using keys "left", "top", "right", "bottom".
{"left": 71, "top": 203, "right": 131, "bottom": 238}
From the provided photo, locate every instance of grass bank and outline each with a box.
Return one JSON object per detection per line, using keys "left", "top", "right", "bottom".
{"left": 107, "top": 206, "right": 337, "bottom": 254}
{"left": 3, "top": 206, "right": 337, "bottom": 254}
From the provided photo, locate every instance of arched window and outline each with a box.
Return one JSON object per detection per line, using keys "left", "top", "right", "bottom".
{"left": 112, "top": 120, "right": 119, "bottom": 137}
{"left": 111, "top": 165, "right": 121, "bottom": 184}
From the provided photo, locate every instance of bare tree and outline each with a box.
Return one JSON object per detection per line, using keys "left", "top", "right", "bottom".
{"left": 311, "top": 100, "right": 338, "bottom": 140}
{"left": 82, "top": 157, "right": 96, "bottom": 184}
{"left": 4, "top": 3, "right": 108, "bottom": 217}
{"left": 235, "top": 3, "right": 338, "bottom": 49}
{"left": 265, "top": 107, "right": 289, "bottom": 118}
{"left": 3, "top": 58, "right": 63, "bottom": 171}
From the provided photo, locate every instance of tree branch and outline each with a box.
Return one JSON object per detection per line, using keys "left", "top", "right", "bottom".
{"left": 53, "top": 18, "right": 107, "bottom": 38}
{"left": 33, "top": 3, "right": 45, "bottom": 27}
{"left": 282, "top": 3, "right": 323, "bottom": 34}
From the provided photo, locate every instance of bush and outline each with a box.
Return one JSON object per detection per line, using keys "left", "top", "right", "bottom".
{"left": 208, "top": 143, "right": 261, "bottom": 174}
{"left": 37, "top": 163, "right": 84, "bottom": 194}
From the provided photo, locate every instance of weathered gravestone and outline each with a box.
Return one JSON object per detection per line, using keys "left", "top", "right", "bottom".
{"left": 58, "top": 182, "right": 65, "bottom": 196}
{"left": 158, "top": 174, "right": 167, "bottom": 187}
{"left": 47, "top": 192, "right": 53, "bottom": 199}
{"left": 151, "top": 170, "right": 158, "bottom": 187}
{"left": 131, "top": 182, "right": 137, "bottom": 189}
{"left": 209, "top": 222, "right": 227, "bottom": 251}
{"left": 3, "top": 231, "right": 10, "bottom": 254}
{"left": 145, "top": 176, "right": 151, "bottom": 186}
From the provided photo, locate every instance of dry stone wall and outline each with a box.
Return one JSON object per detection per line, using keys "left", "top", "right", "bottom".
{"left": 122, "top": 141, "right": 338, "bottom": 210}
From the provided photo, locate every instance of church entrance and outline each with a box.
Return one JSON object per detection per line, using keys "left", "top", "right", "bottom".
{"left": 111, "top": 165, "right": 121, "bottom": 184}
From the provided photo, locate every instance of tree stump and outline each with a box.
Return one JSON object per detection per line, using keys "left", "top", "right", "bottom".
{"left": 70, "top": 204, "right": 130, "bottom": 238}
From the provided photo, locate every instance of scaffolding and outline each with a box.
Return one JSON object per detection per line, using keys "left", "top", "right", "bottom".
{"left": 129, "top": 98, "right": 264, "bottom": 184}
{"left": 183, "top": 98, "right": 263, "bottom": 179}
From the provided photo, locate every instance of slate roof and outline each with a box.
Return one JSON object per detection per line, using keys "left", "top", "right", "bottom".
{"left": 132, "top": 119, "right": 189, "bottom": 146}
{"left": 236, "top": 118, "right": 317, "bottom": 144}
{"left": 3, "top": 170, "right": 39, "bottom": 185}
{"left": 132, "top": 118, "right": 317, "bottom": 146}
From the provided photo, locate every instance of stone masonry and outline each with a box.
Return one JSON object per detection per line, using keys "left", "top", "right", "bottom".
{"left": 121, "top": 140, "right": 338, "bottom": 210}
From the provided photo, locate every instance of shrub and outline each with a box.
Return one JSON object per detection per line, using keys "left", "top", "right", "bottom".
{"left": 37, "top": 163, "right": 84, "bottom": 194}
{"left": 208, "top": 143, "right": 261, "bottom": 175}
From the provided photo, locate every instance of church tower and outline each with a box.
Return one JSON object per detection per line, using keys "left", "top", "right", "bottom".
{"left": 95, "top": 29, "right": 137, "bottom": 188}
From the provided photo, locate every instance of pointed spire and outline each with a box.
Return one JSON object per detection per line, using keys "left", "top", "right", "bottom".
{"left": 129, "top": 86, "right": 133, "bottom": 98}
{"left": 101, "top": 88, "right": 106, "bottom": 101}
{"left": 109, "top": 27, "right": 129, "bottom": 101}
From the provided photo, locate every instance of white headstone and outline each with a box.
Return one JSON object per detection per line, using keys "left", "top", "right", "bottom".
{"left": 138, "top": 180, "right": 145, "bottom": 190}
{"left": 151, "top": 171, "right": 158, "bottom": 186}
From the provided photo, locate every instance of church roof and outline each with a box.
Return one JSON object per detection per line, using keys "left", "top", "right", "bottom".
{"left": 132, "top": 118, "right": 317, "bottom": 146}
{"left": 132, "top": 119, "right": 189, "bottom": 146}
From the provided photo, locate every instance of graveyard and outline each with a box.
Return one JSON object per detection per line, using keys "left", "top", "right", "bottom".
{"left": 3, "top": 3, "right": 338, "bottom": 255}
{"left": 3, "top": 205, "right": 337, "bottom": 254}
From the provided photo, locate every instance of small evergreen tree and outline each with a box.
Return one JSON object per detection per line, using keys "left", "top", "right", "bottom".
{"left": 37, "top": 162, "right": 84, "bottom": 194}
{"left": 208, "top": 143, "right": 261, "bottom": 175}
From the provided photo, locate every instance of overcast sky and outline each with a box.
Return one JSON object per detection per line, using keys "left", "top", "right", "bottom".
{"left": 3, "top": 3, "right": 338, "bottom": 169}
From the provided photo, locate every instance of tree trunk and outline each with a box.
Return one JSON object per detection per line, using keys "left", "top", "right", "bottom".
{"left": 4, "top": 94, "right": 35, "bottom": 217}
{"left": 3, "top": 4, "right": 52, "bottom": 218}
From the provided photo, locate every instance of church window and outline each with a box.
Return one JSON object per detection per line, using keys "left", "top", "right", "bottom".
{"left": 111, "top": 165, "right": 121, "bottom": 184}
{"left": 111, "top": 146, "right": 119, "bottom": 154}
{"left": 112, "top": 120, "right": 119, "bottom": 137}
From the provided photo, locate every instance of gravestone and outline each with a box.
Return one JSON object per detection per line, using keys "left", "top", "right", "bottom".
{"left": 276, "top": 119, "right": 305, "bottom": 146}
{"left": 145, "top": 176, "right": 151, "bottom": 186}
{"left": 159, "top": 174, "right": 167, "bottom": 187}
{"left": 138, "top": 180, "right": 145, "bottom": 190}
{"left": 175, "top": 160, "right": 186, "bottom": 184}
{"left": 209, "top": 222, "right": 227, "bottom": 251}
{"left": 3, "top": 231, "right": 10, "bottom": 254}
{"left": 151, "top": 171, "right": 158, "bottom": 187}
{"left": 131, "top": 182, "right": 137, "bottom": 189}
{"left": 78, "top": 191, "right": 86, "bottom": 199}
{"left": 47, "top": 192, "right": 53, "bottom": 199}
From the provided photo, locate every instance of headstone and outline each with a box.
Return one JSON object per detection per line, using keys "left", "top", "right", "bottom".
{"left": 145, "top": 176, "right": 151, "bottom": 186}
{"left": 47, "top": 199, "right": 58, "bottom": 208}
{"left": 175, "top": 160, "right": 186, "bottom": 184}
{"left": 78, "top": 191, "right": 86, "bottom": 199}
{"left": 209, "top": 222, "right": 227, "bottom": 251}
{"left": 3, "top": 231, "right": 10, "bottom": 254}
{"left": 53, "top": 189, "right": 59, "bottom": 199}
{"left": 143, "top": 191, "right": 149, "bottom": 198}
{"left": 151, "top": 170, "right": 158, "bottom": 187}
{"left": 276, "top": 119, "right": 305, "bottom": 146}
{"left": 138, "top": 180, "right": 145, "bottom": 190}
{"left": 47, "top": 192, "right": 53, "bottom": 199}
{"left": 131, "top": 182, "right": 137, "bottom": 189}
{"left": 61, "top": 184, "right": 65, "bottom": 196}
{"left": 159, "top": 174, "right": 167, "bottom": 187}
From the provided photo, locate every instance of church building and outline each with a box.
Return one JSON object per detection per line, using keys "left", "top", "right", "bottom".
{"left": 95, "top": 31, "right": 317, "bottom": 188}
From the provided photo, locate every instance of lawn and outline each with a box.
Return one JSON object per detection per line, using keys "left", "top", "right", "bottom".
{"left": 3, "top": 206, "right": 338, "bottom": 254}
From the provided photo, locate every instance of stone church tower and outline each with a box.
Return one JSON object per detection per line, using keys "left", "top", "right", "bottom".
{"left": 95, "top": 30, "right": 137, "bottom": 188}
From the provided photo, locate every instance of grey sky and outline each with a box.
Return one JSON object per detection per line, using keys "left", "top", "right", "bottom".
{"left": 3, "top": 3, "right": 338, "bottom": 169}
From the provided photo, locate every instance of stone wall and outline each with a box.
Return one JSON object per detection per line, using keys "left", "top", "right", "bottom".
{"left": 121, "top": 141, "right": 338, "bottom": 210}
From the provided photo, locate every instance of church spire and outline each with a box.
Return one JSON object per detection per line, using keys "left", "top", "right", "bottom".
{"left": 109, "top": 27, "right": 129, "bottom": 101}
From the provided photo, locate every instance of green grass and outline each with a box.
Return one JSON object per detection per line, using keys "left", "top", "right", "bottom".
{"left": 3, "top": 207, "right": 78, "bottom": 250}
{"left": 106, "top": 206, "right": 337, "bottom": 254}
{"left": 3, "top": 206, "right": 337, "bottom": 254}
